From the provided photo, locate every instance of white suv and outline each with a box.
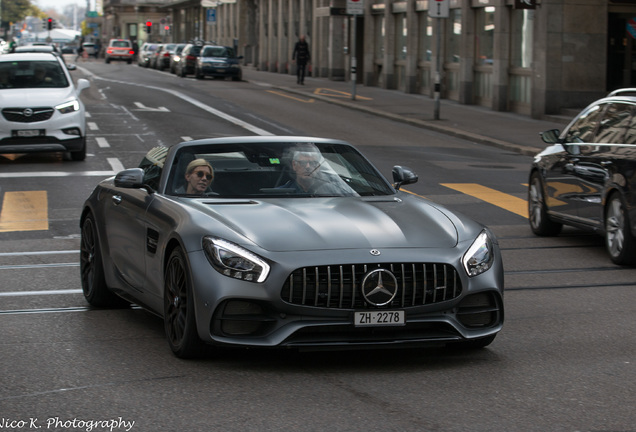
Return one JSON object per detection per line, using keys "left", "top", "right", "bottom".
{"left": 0, "top": 52, "right": 90, "bottom": 160}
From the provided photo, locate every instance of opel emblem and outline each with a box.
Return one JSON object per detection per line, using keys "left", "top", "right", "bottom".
{"left": 23, "top": 108, "right": 33, "bottom": 117}
{"left": 369, "top": 249, "right": 381, "bottom": 256}
{"left": 361, "top": 268, "right": 398, "bottom": 307}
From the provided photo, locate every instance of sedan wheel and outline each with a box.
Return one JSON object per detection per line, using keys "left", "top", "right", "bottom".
{"left": 528, "top": 172, "right": 562, "bottom": 236}
{"left": 164, "top": 247, "right": 205, "bottom": 358}
{"left": 605, "top": 193, "right": 636, "bottom": 265}
{"left": 80, "top": 213, "right": 127, "bottom": 307}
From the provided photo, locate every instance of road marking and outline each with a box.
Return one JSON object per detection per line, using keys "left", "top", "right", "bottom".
{"left": 0, "top": 289, "right": 82, "bottom": 296}
{"left": 133, "top": 102, "right": 170, "bottom": 112}
{"left": 79, "top": 67, "right": 273, "bottom": 136}
{"left": 88, "top": 122, "right": 99, "bottom": 130}
{"left": 441, "top": 183, "right": 528, "bottom": 218}
{"left": 0, "top": 191, "right": 49, "bottom": 232}
{"left": 267, "top": 90, "right": 315, "bottom": 103}
{"left": 315, "top": 88, "right": 372, "bottom": 100}
{"left": 108, "top": 157, "right": 125, "bottom": 172}
{"left": 0, "top": 171, "right": 115, "bottom": 178}
{"left": 181, "top": 136, "right": 193, "bottom": 141}
{"left": 96, "top": 137, "right": 110, "bottom": 148}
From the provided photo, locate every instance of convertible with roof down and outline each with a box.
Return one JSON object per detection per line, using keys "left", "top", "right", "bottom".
{"left": 80, "top": 136, "right": 504, "bottom": 358}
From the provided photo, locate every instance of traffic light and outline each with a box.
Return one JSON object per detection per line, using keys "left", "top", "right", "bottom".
{"left": 145, "top": 21, "right": 152, "bottom": 34}
{"left": 47, "top": 17, "right": 54, "bottom": 31}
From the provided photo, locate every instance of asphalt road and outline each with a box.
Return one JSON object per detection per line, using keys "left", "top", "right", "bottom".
{"left": 0, "top": 59, "right": 634, "bottom": 432}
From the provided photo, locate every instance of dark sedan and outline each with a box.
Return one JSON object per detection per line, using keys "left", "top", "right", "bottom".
{"left": 195, "top": 45, "right": 242, "bottom": 81}
{"left": 528, "top": 89, "right": 636, "bottom": 265}
{"left": 80, "top": 137, "right": 504, "bottom": 358}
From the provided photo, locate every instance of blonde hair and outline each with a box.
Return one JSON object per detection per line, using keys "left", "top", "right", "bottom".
{"left": 186, "top": 158, "right": 214, "bottom": 176}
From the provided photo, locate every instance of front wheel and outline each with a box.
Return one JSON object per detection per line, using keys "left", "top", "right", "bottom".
{"left": 605, "top": 193, "right": 636, "bottom": 265}
{"left": 164, "top": 247, "right": 205, "bottom": 358}
{"left": 80, "top": 213, "right": 128, "bottom": 307}
{"left": 528, "top": 172, "right": 562, "bottom": 236}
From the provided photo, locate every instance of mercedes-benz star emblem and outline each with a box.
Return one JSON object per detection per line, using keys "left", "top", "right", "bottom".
{"left": 369, "top": 249, "right": 381, "bottom": 256}
{"left": 361, "top": 268, "right": 398, "bottom": 307}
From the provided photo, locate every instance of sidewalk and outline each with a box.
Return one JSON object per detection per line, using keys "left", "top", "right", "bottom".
{"left": 243, "top": 67, "right": 568, "bottom": 156}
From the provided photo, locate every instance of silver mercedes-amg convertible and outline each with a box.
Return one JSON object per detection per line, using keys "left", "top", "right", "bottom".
{"left": 80, "top": 136, "right": 504, "bottom": 358}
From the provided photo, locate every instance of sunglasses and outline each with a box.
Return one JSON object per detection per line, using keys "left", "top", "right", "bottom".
{"left": 194, "top": 171, "right": 213, "bottom": 180}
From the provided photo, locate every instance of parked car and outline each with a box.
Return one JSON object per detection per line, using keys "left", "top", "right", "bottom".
{"left": 169, "top": 43, "right": 187, "bottom": 74}
{"left": 138, "top": 42, "right": 157, "bottom": 68}
{"left": 105, "top": 39, "right": 133, "bottom": 64}
{"left": 80, "top": 136, "right": 505, "bottom": 358}
{"left": 154, "top": 43, "right": 177, "bottom": 70}
{"left": 82, "top": 42, "right": 97, "bottom": 57}
{"left": 175, "top": 42, "right": 205, "bottom": 77}
{"left": 528, "top": 88, "right": 636, "bottom": 265}
{"left": 195, "top": 45, "right": 243, "bottom": 81}
{"left": 0, "top": 52, "right": 90, "bottom": 160}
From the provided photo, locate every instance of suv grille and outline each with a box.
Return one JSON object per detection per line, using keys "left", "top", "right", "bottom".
{"left": 3, "top": 107, "right": 54, "bottom": 123}
{"left": 281, "top": 263, "right": 462, "bottom": 309}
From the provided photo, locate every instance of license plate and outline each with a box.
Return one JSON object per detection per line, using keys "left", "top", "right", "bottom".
{"left": 215, "top": 68, "right": 226, "bottom": 73}
{"left": 354, "top": 310, "right": 405, "bottom": 327}
{"left": 14, "top": 129, "right": 43, "bottom": 137}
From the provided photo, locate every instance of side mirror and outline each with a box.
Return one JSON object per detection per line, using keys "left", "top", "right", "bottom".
{"left": 540, "top": 129, "right": 560, "bottom": 144}
{"left": 76, "top": 78, "right": 90, "bottom": 93}
{"left": 392, "top": 166, "right": 418, "bottom": 190}
{"left": 114, "top": 168, "right": 145, "bottom": 189}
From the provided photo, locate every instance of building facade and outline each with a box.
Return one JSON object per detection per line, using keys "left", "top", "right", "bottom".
{"left": 100, "top": 0, "right": 636, "bottom": 118}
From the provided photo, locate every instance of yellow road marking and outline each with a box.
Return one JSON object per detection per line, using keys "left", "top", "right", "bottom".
{"left": 441, "top": 183, "right": 528, "bottom": 218}
{"left": 0, "top": 191, "right": 49, "bottom": 232}
{"left": 314, "top": 88, "right": 372, "bottom": 100}
{"left": 266, "top": 90, "right": 314, "bottom": 103}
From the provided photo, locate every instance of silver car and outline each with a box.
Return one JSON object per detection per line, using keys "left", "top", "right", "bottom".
{"left": 80, "top": 137, "right": 504, "bottom": 358}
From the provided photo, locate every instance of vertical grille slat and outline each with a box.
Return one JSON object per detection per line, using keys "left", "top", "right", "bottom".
{"left": 282, "top": 262, "right": 462, "bottom": 309}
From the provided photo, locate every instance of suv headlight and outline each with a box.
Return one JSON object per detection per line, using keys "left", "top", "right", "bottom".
{"left": 462, "top": 230, "right": 495, "bottom": 277}
{"left": 203, "top": 237, "right": 270, "bottom": 283}
{"left": 55, "top": 99, "right": 79, "bottom": 114}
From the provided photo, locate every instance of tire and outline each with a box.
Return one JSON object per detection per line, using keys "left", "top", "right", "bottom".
{"left": 164, "top": 247, "right": 205, "bottom": 358}
{"left": 105, "top": 58, "right": 110, "bottom": 64}
{"left": 528, "top": 172, "right": 562, "bottom": 236}
{"left": 70, "top": 138, "right": 86, "bottom": 161}
{"left": 80, "top": 213, "right": 128, "bottom": 308}
{"left": 605, "top": 193, "right": 636, "bottom": 265}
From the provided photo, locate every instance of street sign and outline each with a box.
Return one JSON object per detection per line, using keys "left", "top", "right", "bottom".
{"left": 347, "top": 0, "right": 364, "bottom": 15}
{"left": 207, "top": 9, "right": 216, "bottom": 23}
{"left": 429, "top": 0, "right": 449, "bottom": 18}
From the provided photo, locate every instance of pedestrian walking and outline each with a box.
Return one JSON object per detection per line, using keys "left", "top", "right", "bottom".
{"left": 292, "top": 35, "right": 310, "bottom": 85}
{"left": 75, "top": 41, "right": 84, "bottom": 62}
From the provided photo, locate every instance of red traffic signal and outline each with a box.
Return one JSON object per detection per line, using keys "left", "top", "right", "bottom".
{"left": 47, "top": 17, "right": 53, "bottom": 31}
{"left": 145, "top": 21, "right": 152, "bottom": 34}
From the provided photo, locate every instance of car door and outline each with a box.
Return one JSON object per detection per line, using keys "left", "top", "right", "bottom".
{"left": 101, "top": 185, "right": 155, "bottom": 292}
{"left": 573, "top": 103, "right": 633, "bottom": 225}
{"left": 544, "top": 103, "right": 603, "bottom": 220}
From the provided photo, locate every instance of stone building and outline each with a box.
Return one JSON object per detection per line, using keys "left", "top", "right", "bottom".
{"left": 100, "top": 0, "right": 636, "bottom": 118}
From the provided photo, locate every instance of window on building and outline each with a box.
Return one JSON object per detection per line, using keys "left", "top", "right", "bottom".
{"left": 395, "top": 14, "right": 407, "bottom": 60}
{"left": 419, "top": 14, "right": 432, "bottom": 62}
{"left": 445, "top": 8, "right": 461, "bottom": 63}
{"left": 475, "top": 6, "right": 495, "bottom": 65}
{"left": 375, "top": 15, "right": 385, "bottom": 59}
{"left": 511, "top": 9, "right": 533, "bottom": 68}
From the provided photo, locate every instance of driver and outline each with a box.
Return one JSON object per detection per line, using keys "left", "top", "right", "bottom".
{"left": 178, "top": 158, "right": 214, "bottom": 195}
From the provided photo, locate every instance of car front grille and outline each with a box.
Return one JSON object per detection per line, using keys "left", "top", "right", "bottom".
{"left": 3, "top": 107, "right": 54, "bottom": 123}
{"left": 281, "top": 263, "right": 462, "bottom": 309}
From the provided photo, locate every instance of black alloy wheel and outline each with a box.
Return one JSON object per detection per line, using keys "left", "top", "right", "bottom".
{"left": 163, "top": 247, "right": 205, "bottom": 358}
{"left": 528, "top": 172, "right": 562, "bottom": 236}
{"left": 605, "top": 193, "right": 636, "bottom": 265}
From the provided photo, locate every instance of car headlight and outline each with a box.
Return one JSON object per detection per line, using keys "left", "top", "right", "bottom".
{"left": 202, "top": 237, "right": 270, "bottom": 283}
{"left": 462, "top": 230, "right": 495, "bottom": 277}
{"left": 55, "top": 99, "right": 80, "bottom": 114}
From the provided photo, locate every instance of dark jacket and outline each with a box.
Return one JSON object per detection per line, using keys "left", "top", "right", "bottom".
{"left": 293, "top": 41, "right": 310, "bottom": 65}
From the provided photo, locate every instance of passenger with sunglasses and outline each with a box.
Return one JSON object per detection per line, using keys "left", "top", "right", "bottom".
{"left": 178, "top": 158, "right": 214, "bottom": 195}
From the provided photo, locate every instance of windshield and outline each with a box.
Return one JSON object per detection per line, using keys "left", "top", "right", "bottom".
{"left": 0, "top": 60, "right": 69, "bottom": 89}
{"left": 202, "top": 47, "right": 233, "bottom": 57}
{"left": 162, "top": 141, "right": 395, "bottom": 198}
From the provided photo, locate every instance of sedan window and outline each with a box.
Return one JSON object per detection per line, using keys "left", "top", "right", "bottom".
{"left": 594, "top": 103, "right": 632, "bottom": 144}
{"left": 565, "top": 104, "right": 602, "bottom": 143}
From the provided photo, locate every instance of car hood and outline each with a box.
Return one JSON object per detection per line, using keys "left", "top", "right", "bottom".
{"left": 189, "top": 196, "right": 461, "bottom": 252}
{"left": 0, "top": 87, "right": 76, "bottom": 106}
